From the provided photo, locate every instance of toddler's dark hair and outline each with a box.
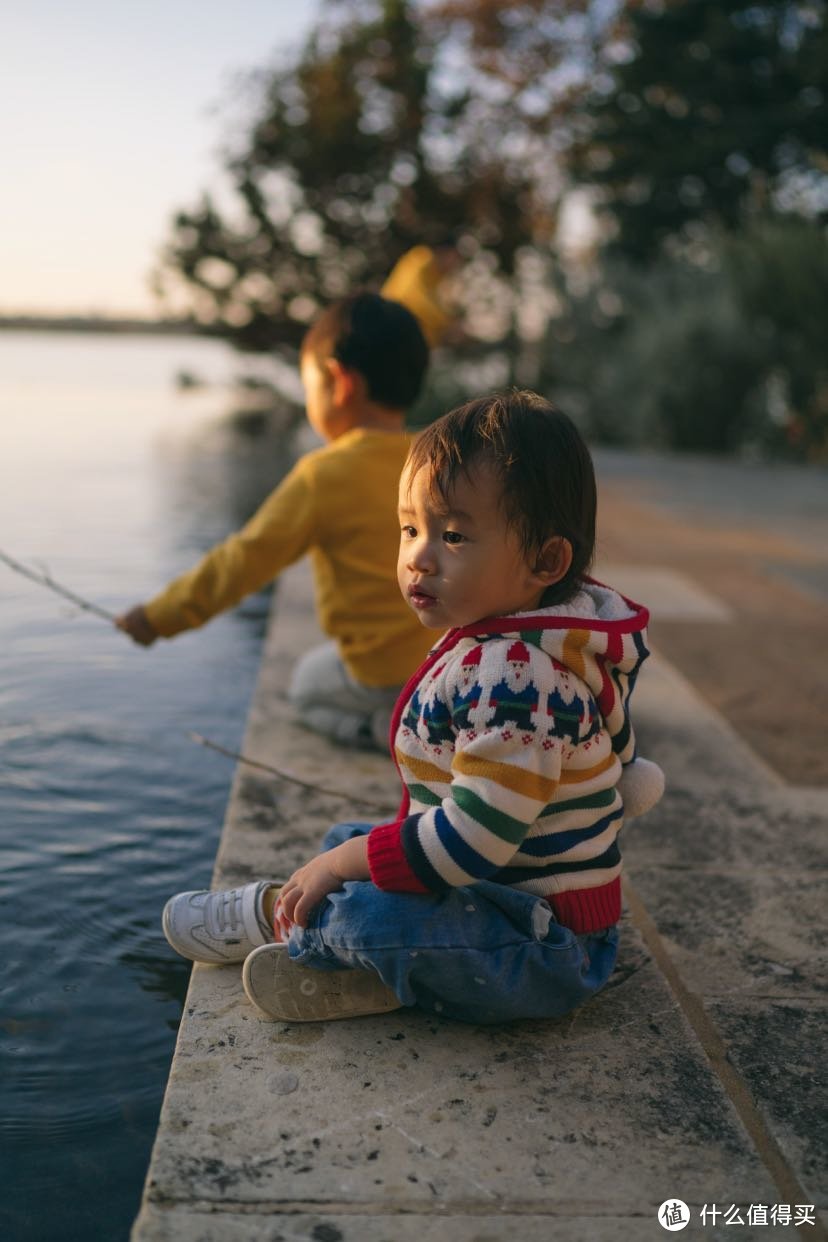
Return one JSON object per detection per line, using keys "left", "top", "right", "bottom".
{"left": 302, "top": 292, "right": 429, "bottom": 409}
{"left": 406, "top": 390, "right": 596, "bottom": 604}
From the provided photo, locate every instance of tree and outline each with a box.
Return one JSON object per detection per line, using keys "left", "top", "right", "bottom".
{"left": 541, "top": 250, "right": 766, "bottom": 452}
{"left": 541, "top": 216, "right": 828, "bottom": 459}
{"left": 156, "top": 0, "right": 557, "bottom": 352}
{"left": 570, "top": 0, "right": 828, "bottom": 261}
{"left": 725, "top": 215, "right": 828, "bottom": 458}
{"left": 155, "top": 0, "right": 627, "bottom": 355}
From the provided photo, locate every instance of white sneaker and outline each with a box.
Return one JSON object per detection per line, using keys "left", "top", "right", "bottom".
{"left": 242, "top": 943, "right": 402, "bottom": 1022}
{"left": 162, "top": 881, "right": 277, "bottom": 964}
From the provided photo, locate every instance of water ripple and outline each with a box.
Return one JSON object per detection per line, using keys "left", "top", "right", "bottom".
{"left": 0, "top": 332, "right": 275, "bottom": 1242}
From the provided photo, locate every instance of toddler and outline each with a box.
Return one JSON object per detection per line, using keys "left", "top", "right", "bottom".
{"left": 163, "top": 390, "right": 664, "bottom": 1023}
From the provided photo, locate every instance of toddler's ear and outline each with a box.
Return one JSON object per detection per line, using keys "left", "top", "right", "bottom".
{"left": 326, "top": 358, "right": 357, "bottom": 405}
{"left": 535, "top": 536, "right": 573, "bottom": 585}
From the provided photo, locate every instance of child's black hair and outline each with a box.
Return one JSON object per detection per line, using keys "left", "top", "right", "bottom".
{"left": 406, "top": 390, "right": 596, "bottom": 604}
{"left": 302, "top": 292, "right": 429, "bottom": 409}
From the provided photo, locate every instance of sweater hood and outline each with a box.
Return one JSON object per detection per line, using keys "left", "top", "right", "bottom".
{"left": 436, "top": 577, "right": 651, "bottom": 764}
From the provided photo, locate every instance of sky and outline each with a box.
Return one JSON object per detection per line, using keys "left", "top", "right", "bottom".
{"left": 1, "top": 1, "right": 322, "bottom": 317}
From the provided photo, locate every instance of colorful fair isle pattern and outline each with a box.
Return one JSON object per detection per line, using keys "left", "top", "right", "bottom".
{"left": 367, "top": 580, "right": 650, "bottom": 934}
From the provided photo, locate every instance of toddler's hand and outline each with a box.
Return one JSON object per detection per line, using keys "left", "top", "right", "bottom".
{"left": 278, "top": 835, "right": 370, "bottom": 929}
{"left": 272, "top": 897, "right": 294, "bottom": 943}
{"left": 115, "top": 605, "right": 158, "bottom": 647}
{"left": 278, "top": 854, "right": 346, "bottom": 929}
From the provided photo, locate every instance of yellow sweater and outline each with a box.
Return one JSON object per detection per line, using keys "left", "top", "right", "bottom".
{"left": 144, "top": 428, "right": 434, "bottom": 687}
{"left": 381, "top": 245, "right": 452, "bottom": 346}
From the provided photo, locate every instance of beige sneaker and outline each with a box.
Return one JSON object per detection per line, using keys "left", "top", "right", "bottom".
{"left": 242, "top": 943, "right": 402, "bottom": 1022}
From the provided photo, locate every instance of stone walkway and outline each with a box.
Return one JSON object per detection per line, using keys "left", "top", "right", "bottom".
{"left": 133, "top": 548, "right": 826, "bottom": 1240}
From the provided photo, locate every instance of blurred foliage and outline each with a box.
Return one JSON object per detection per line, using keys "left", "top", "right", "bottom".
{"left": 553, "top": 0, "right": 828, "bottom": 459}
{"left": 544, "top": 216, "right": 828, "bottom": 459}
{"left": 726, "top": 215, "right": 828, "bottom": 458}
{"left": 570, "top": 0, "right": 828, "bottom": 261}
{"left": 155, "top": 0, "right": 603, "bottom": 352}
{"left": 155, "top": 0, "right": 828, "bottom": 459}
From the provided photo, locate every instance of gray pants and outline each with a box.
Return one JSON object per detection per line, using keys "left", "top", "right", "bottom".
{"left": 287, "top": 642, "right": 402, "bottom": 752}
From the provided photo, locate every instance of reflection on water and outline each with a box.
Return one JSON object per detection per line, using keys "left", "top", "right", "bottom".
{"left": 0, "top": 332, "right": 298, "bottom": 1241}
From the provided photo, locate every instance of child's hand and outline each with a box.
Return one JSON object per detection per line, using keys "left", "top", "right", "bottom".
{"left": 278, "top": 854, "right": 345, "bottom": 928}
{"left": 278, "top": 836, "right": 370, "bottom": 929}
{"left": 116, "top": 605, "right": 158, "bottom": 647}
{"left": 272, "top": 897, "right": 294, "bottom": 942}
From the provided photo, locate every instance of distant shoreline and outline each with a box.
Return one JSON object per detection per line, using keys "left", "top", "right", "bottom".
{"left": 0, "top": 314, "right": 218, "bottom": 338}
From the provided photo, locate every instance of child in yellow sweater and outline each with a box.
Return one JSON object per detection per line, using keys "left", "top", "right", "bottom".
{"left": 116, "top": 293, "right": 434, "bottom": 750}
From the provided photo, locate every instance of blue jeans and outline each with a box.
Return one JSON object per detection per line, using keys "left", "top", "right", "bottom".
{"left": 288, "top": 822, "right": 619, "bottom": 1025}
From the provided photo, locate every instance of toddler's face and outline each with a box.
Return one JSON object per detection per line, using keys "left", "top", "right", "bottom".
{"left": 397, "top": 460, "right": 548, "bottom": 629}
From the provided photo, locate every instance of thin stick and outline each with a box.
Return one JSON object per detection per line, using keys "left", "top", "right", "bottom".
{"left": 187, "top": 732, "right": 390, "bottom": 813}
{"left": 0, "top": 546, "right": 391, "bottom": 814}
{"left": 0, "top": 548, "right": 117, "bottom": 623}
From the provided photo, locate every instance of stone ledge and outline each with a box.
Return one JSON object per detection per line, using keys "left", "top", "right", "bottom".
{"left": 133, "top": 562, "right": 826, "bottom": 1239}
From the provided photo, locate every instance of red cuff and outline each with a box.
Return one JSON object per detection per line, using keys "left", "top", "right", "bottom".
{"left": 367, "top": 821, "right": 429, "bottom": 893}
{"left": 549, "top": 879, "right": 621, "bottom": 935}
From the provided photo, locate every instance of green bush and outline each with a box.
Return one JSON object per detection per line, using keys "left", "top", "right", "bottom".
{"left": 543, "top": 219, "right": 828, "bottom": 459}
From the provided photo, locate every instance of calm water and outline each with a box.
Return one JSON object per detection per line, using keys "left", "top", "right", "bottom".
{"left": 0, "top": 332, "right": 297, "bottom": 1240}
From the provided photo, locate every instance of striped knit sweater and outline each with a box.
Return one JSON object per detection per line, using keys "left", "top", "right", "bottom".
{"left": 367, "top": 579, "right": 650, "bottom": 934}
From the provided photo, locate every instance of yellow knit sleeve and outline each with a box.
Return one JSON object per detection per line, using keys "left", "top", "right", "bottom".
{"left": 144, "top": 459, "right": 318, "bottom": 637}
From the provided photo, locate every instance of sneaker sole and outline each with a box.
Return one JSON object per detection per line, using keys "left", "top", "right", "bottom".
{"left": 242, "top": 946, "right": 402, "bottom": 1022}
